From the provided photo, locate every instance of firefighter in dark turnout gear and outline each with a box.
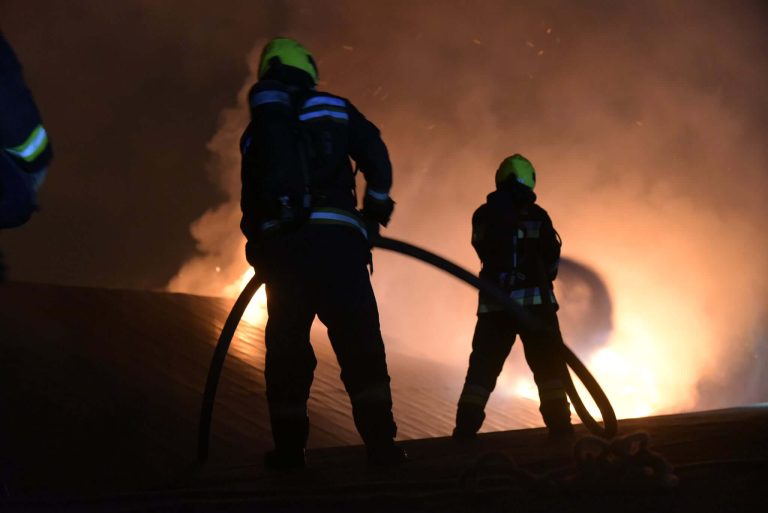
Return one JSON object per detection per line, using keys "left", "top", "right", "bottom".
{"left": 240, "top": 38, "right": 404, "bottom": 469}
{"left": 0, "top": 33, "right": 53, "bottom": 280}
{"left": 0, "top": 33, "right": 51, "bottom": 230}
{"left": 454, "top": 154, "right": 573, "bottom": 440}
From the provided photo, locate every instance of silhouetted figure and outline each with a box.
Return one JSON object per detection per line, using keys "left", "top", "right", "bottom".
{"left": 0, "top": 32, "right": 52, "bottom": 282}
{"left": 455, "top": 154, "right": 573, "bottom": 440}
{"left": 0, "top": 33, "right": 51, "bottom": 230}
{"left": 240, "top": 38, "right": 404, "bottom": 469}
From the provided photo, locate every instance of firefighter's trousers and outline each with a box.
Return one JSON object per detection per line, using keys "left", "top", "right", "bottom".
{"left": 458, "top": 308, "right": 572, "bottom": 433}
{"left": 260, "top": 224, "right": 396, "bottom": 450}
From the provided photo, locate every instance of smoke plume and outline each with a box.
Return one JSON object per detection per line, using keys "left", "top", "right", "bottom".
{"left": 169, "top": 0, "right": 768, "bottom": 417}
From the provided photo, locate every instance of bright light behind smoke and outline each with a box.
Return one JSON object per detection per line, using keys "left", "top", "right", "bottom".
{"left": 222, "top": 268, "right": 268, "bottom": 326}
{"left": 168, "top": 2, "right": 768, "bottom": 425}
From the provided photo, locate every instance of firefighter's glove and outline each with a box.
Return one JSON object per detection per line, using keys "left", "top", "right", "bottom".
{"left": 362, "top": 194, "right": 395, "bottom": 228}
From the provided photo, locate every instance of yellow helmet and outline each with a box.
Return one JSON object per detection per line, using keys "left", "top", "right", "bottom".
{"left": 495, "top": 154, "right": 536, "bottom": 190}
{"left": 258, "top": 37, "right": 319, "bottom": 85}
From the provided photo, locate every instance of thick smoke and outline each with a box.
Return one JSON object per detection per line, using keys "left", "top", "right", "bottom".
{"left": 169, "top": 0, "right": 768, "bottom": 415}
{"left": 168, "top": 46, "right": 261, "bottom": 297}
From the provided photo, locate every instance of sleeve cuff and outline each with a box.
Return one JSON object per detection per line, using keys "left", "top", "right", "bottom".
{"left": 366, "top": 188, "right": 390, "bottom": 201}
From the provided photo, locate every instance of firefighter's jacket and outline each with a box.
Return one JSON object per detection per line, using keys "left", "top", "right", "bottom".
{"left": 240, "top": 74, "right": 392, "bottom": 242}
{"left": 472, "top": 182, "right": 561, "bottom": 313}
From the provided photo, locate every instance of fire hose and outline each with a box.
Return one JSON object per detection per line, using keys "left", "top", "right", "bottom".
{"left": 197, "top": 235, "right": 618, "bottom": 461}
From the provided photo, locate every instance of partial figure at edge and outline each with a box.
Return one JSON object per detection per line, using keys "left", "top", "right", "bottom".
{"left": 0, "top": 32, "right": 53, "bottom": 281}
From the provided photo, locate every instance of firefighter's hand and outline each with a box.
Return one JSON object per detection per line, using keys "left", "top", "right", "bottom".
{"left": 362, "top": 194, "right": 395, "bottom": 227}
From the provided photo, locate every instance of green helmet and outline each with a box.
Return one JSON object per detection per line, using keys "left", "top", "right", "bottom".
{"left": 495, "top": 154, "right": 536, "bottom": 190}
{"left": 258, "top": 37, "right": 319, "bottom": 85}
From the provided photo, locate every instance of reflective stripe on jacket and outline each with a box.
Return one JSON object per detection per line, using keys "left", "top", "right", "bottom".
{"left": 478, "top": 286, "right": 557, "bottom": 314}
{"left": 308, "top": 207, "right": 367, "bottom": 239}
{"left": 259, "top": 207, "right": 368, "bottom": 239}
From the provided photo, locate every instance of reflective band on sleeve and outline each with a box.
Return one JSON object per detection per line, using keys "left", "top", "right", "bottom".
{"left": 250, "top": 90, "right": 291, "bottom": 107}
{"left": 7, "top": 125, "right": 48, "bottom": 162}
{"left": 367, "top": 189, "right": 390, "bottom": 201}
{"left": 309, "top": 209, "right": 368, "bottom": 238}
{"left": 299, "top": 110, "right": 349, "bottom": 122}
{"left": 303, "top": 96, "right": 346, "bottom": 108}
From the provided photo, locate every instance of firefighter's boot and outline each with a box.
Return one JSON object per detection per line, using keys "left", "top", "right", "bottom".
{"left": 265, "top": 414, "right": 309, "bottom": 471}
{"left": 352, "top": 401, "right": 406, "bottom": 466}
{"left": 540, "top": 398, "right": 574, "bottom": 440}
{"left": 453, "top": 403, "right": 486, "bottom": 441}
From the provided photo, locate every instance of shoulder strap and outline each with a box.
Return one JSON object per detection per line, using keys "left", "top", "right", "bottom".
{"left": 292, "top": 91, "right": 315, "bottom": 209}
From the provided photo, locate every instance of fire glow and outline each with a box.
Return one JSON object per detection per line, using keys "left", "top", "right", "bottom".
{"left": 215, "top": 238, "right": 674, "bottom": 423}
{"left": 222, "top": 268, "right": 268, "bottom": 326}
{"left": 169, "top": 3, "right": 767, "bottom": 428}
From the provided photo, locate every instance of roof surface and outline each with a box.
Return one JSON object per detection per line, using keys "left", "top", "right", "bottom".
{"left": 1, "top": 283, "right": 765, "bottom": 512}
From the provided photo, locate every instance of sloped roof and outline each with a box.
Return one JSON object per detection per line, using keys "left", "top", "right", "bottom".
{"left": 0, "top": 282, "right": 536, "bottom": 497}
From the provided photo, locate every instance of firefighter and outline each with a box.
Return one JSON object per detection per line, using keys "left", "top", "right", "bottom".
{"left": 240, "top": 38, "right": 405, "bottom": 469}
{"left": 0, "top": 32, "right": 52, "bottom": 280}
{"left": 454, "top": 154, "right": 573, "bottom": 440}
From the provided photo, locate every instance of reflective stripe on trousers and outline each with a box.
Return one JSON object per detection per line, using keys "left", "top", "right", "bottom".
{"left": 538, "top": 379, "right": 568, "bottom": 402}
{"left": 478, "top": 287, "right": 557, "bottom": 313}
{"left": 458, "top": 383, "right": 491, "bottom": 408}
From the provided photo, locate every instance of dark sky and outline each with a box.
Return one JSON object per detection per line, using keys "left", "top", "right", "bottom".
{"left": 1, "top": 0, "right": 291, "bottom": 288}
